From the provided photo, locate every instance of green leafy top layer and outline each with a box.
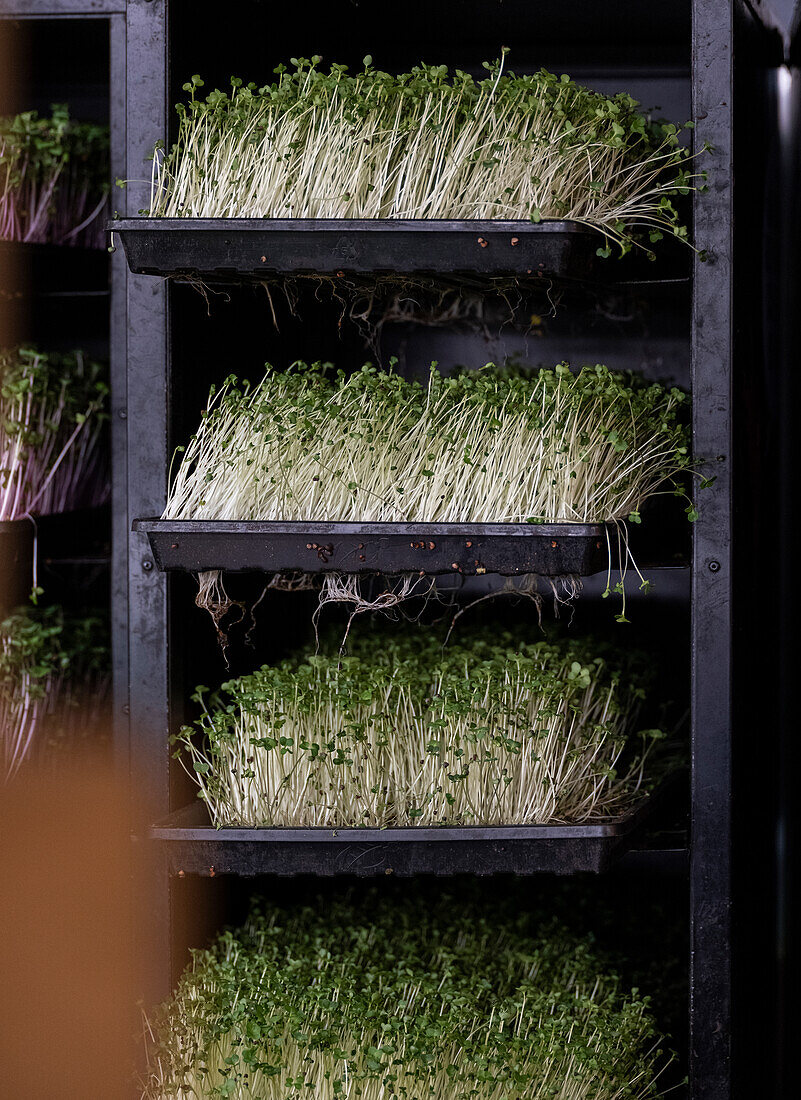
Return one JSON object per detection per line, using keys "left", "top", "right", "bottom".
{"left": 150, "top": 57, "right": 703, "bottom": 255}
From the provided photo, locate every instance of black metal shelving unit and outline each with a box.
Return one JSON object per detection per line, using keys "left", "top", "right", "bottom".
{"left": 0, "top": 0, "right": 127, "bottom": 723}
{"left": 109, "top": 1, "right": 784, "bottom": 1098}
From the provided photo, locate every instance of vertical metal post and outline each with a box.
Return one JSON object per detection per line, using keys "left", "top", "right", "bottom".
{"left": 771, "top": 51, "right": 799, "bottom": 1100}
{"left": 125, "top": 0, "right": 171, "bottom": 1006}
{"left": 691, "top": 1, "right": 733, "bottom": 1096}
{"left": 109, "top": 10, "right": 129, "bottom": 775}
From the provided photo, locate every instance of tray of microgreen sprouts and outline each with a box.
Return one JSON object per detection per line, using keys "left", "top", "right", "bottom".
{"left": 111, "top": 56, "right": 702, "bottom": 280}
{"left": 1, "top": 104, "right": 109, "bottom": 248}
{"left": 1, "top": 346, "right": 108, "bottom": 600}
{"left": 1, "top": 602, "right": 110, "bottom": 783}
{"left": 0, "top": 346, "right": 108, "bottom": 519}
{"left": 135, "top": 360, "right": 692, "bottom": 595}
{"left": 144, "top": 888, "right": 675, "bottom": 1099}
{"left": 159, "top": 624, "right": 674, "bottom": 873}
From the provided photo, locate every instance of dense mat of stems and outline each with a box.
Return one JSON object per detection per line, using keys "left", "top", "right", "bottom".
{"left": 164, "top": 361, "right": 691, "bottom": 525}
{"left": 0, "top": 603, "right": 110, "bottom": 782}
{"left": 0, "top": 104, "right": 109, "bottom": 248}
{"left": 145, "top": 891, "right": 671, "bottom": 1099}
{"left": 0, "top": 346, "right": 108, "bottom": 520}
{"left": 151, "top": 57, "right": 701, "bottom": 256}
{"left": 177, "top": 629, "right": 663, "bottom": 827}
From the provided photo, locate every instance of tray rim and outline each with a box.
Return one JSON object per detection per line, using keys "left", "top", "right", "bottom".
{"left": 134, "top": 518, "right": 608, "bottom": 536}
{"left": 134, "top": 517, "right": 611, "bottom": 577}
{"left": 150, "top": 793, "right": 655, "bottom": 843}
{"left": 109, "top": 216, "right": 596, "bottom": 234}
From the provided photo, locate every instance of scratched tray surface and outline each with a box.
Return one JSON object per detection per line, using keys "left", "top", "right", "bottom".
{"left": 109, "top": 218, "right": 598, "bottom": 279}
{"left": 150, "top": 797, "right": 655, "bottom": 877}
{"left": 133, "top": 520, "right": 609, "bottom": 577}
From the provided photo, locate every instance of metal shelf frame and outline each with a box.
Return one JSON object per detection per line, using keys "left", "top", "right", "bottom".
{"left": 0, "top": 0, "right": 125, "bottom": 14}
{"left": 113, "top": 1, "right": 747, "bottom": 1097}
{"left": 0, "top": 0, "right": 129, "bottom": 773}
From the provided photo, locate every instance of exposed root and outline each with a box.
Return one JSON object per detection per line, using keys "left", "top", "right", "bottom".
{"left": 546, "top": 574, "right": 584, "bottom": 616}
{"left": 445, "top": 573, "right": 582, "bottom": 644}
{"left": 313, "top": 572, "right": 445, "bottom": 651}
{"left": 452, "top": 575, "right": 544, "bottom": 637}
{"left": 174, "top": 271, "right": 651, "bottom": 355}
{"left": 196, "top": 571, "right": 321, "bottom": 655}
{"left": 261, "top": 282, "right": 280, "bottom": 330}
{"left": 320, "top": 273, "right": 560, "bottom": 354}
{"left": 265, "top": 571, "right": 318, "bottom": 593}
{"left": 172, "top": 271, "right": 561, "bottom": 356}
{"left": 180, "top": 275, "right": 231, "bottom": 316}
{"left": 242, "top": 572, "right": 322, "bottom": 647}
{"left": 194, "top": 570, "right": 246, "bottom": 666}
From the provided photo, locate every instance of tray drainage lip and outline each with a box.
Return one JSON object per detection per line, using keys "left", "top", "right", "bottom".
{"left": 133, "top": 518, "right": 608, "bottom": 537}
{"left": 109, "top": 216, "right": 595, "bottom": 233}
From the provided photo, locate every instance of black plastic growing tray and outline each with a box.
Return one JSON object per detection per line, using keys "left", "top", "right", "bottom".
{"left": 110, "top": 218, "right": 598, "bottom": 279}
{"left": 133, "top": 519, "right": 609, "bottom": 577}
{"left": 149, "top": 796, "right": 658, "bottom": 877}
